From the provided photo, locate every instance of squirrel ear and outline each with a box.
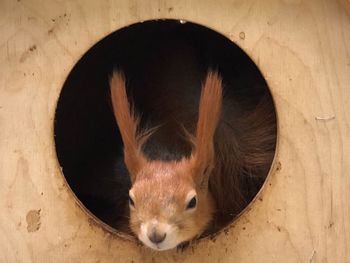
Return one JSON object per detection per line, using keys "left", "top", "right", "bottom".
{"left": 190, "top": 70, "right": 222, "bottom": 188}
{"left": 110, "top": 71, "right": 150, "bottom": 182}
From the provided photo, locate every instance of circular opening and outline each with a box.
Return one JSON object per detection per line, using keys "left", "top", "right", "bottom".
{"left": 55, "top": 20, "right": 277, "bottom": 240}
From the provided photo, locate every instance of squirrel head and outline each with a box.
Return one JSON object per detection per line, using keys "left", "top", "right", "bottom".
{"left": 110, "top": 70, "right": 222, "bottom": 250}
{"left": 128, "top": 160, "right": 214, "bottom": 250}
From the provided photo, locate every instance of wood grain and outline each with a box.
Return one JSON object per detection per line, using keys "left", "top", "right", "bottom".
{"left": 0, "top": 0, "right": 349, "bottom": 262}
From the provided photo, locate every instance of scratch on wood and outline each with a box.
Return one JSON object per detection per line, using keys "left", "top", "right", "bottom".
{"left": 6, "top": 40, "right": 10, "bottom": 60}
{"left": 315, "top": 116, "right": 335, "bottom": 121}
{"left": 308, "top": 250, "right": 316, "bottom": 263}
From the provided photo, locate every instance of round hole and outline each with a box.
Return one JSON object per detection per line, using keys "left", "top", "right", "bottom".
{"left": 54, "top": 20, "right": 277, "bottom": 240}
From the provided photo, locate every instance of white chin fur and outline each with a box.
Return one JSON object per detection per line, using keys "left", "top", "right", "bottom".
{"left": 138, "top": 221, "right": 180, "bottom": 251}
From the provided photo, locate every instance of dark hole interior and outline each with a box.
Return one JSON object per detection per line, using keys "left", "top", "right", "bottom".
{"left": 54, "top": 20, "right": 277, "bottom": 237}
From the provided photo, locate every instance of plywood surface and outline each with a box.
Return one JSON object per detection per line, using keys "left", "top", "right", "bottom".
{"left": 0, "top": 0, "right": 349, "bottom": 262}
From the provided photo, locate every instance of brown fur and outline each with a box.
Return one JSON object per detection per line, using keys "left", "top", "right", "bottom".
{"left": 110, "top": 70, "right": 276, "bottom": 244}
{"left": 128, "top": 161, "right": 215, "bottom": 245}
{"left": 110, "top": 72, "right": 150, "bottom": 179}
{"left": 189, "top": 71, "right": 222, "bottom": 189}
{"left": 209, "top": 93, "right": 276, "bottom": 230}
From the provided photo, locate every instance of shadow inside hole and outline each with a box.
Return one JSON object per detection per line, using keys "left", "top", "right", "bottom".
{"left": 54, "top": 20, "right": 277, "bottom": 237}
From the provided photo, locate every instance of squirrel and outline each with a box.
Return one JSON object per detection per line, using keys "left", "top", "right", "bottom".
{"left": 109, "top": 69, "right": 276, "bottom": 251}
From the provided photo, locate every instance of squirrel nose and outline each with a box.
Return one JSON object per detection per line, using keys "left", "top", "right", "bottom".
{"left": 148, "top": 229, "right": 166, "bottom": 244}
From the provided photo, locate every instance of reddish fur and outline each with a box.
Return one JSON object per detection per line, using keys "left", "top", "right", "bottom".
{"left": 110, "top": 70, "right": 276, "bottom": 242}
{"left": 190, "top": 71, "right": 222, "bottom": 188}
{"left": 208, "top": 93, "right": 276, "bottom": 229}
{"left": 110, "top": 72, "right": 149, "bottom": 179}
{"left": 128, "top": 160, "right": 215, "bottom": 244}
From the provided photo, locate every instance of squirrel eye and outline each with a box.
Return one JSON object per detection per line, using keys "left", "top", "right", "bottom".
{"left": 186, "top": 196, "right": 197, "bottom": 210}
{"left": 129, "top": 196, "right": 135, "bottom": 207}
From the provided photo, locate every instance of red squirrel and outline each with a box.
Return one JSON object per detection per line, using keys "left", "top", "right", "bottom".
{"left": 110, "top": 70, "right": 276, "bottom": 251}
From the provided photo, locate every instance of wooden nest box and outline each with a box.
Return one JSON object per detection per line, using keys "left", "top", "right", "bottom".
{"left": 0, "top": 0, "right": 349, "bottom": 262}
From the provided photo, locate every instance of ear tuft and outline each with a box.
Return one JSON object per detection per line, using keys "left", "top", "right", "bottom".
{"left": 110, "top": 71, "right": 151, "bottom": 181}
{"left": 190, "top": 70, "right": 223, "bottom": 188}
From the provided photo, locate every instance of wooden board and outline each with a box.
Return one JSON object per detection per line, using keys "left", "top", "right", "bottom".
{"left": 0, "top": 0, "right": 349, "bottom": 262}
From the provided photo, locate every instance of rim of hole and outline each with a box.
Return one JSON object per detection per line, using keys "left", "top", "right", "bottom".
{"left": 53, "top": 18, "right": 279, "bottom": 244}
